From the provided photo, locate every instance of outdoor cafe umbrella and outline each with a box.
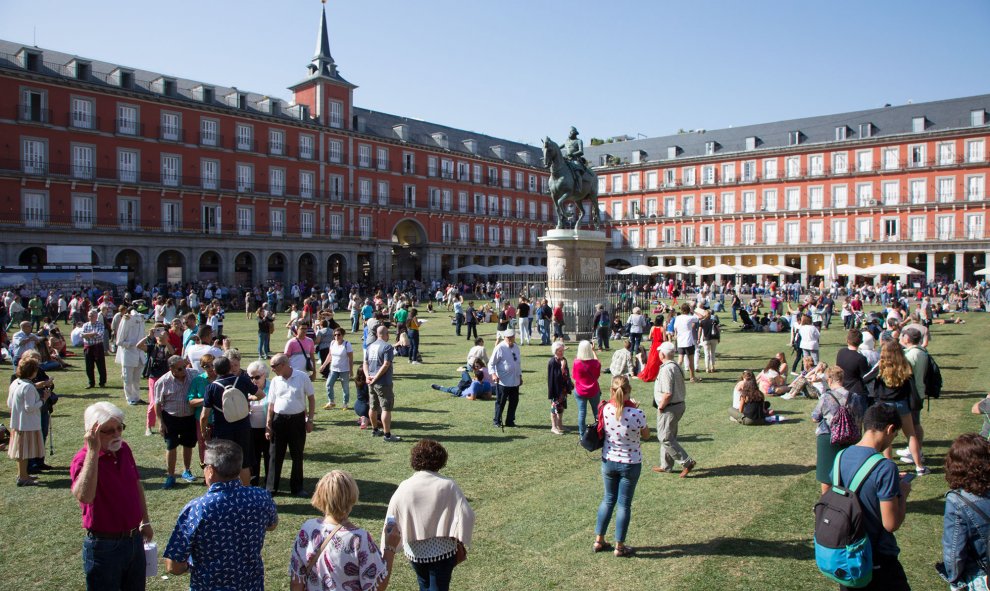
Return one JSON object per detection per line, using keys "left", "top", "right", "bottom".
{"left": 817, "top": 264, "right": 864, "bottom": 276}
{"left": 860, "top": 263, "right": 923, "bottom": 275}
{"left": 775, "top": 264, "right": 801, "bottom": 274}
{"left": 976, "top": 268, "right": 990, "bottom": 276}
{"left": 618, "top": 264, "right": 656, "bottom": 275}
{"left": 698, "top": 263, "right": 739, "bottom": 276}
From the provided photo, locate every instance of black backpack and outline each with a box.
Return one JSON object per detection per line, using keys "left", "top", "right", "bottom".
{"left": 923, "top": 349, "right": 943, "bottom": 399}
{"left": 814, "top": 450, "right": 885, "bottom": 588}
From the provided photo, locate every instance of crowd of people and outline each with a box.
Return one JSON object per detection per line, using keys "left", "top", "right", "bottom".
{"left": 3, "top": 274, "right": 990, "bottom": 590}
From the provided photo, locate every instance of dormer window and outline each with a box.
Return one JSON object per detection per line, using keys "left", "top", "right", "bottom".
{"left": 859, "top": 123, "right": 873, "bottom": 138}
{"left": 492, "top": 145, "right": 505, "bottom": 159}
{"left": 432, "top": 132, "right": 449, "bottom": 150}
{"left": 835, "top": 126, "right": 849, "bottom": 141}
{"left": 745, "top": 137, "right": 759, "bottom": 150}
{"left": 71, "top": 60, "right": 91, "bottom": 80}
{"left": 667, "top": 146, "right": 680, "bottom": 159}
{"left": 111, "top": 68, "right": 134, "bottom": 89}
{"left": 912, "top": 117, "right": 927, "bottom": 133}
{"left": 226, "top": 90, "right": 246, "bottom": 109}
{"left": 788, "top": 131, "right": 803, "bottom": 146}
{"left": 971, "top": 110, "right": 986, "bottom": 126}
{"left": 393, "top": 124, "right": 409, "bottom": 141}
{"left": 463, "top": 139, "right": 478, "bottom": 154}
{"left": 704, "top": 141, "right": 718, "bottom": 155}
{"left": 193, "top": 85, "right": 215, "bottom": 104}
{"left": 517, "top": 151, "right": 531, "bottom": 165}
{"left": 17, "top": 48, "right": 41, "bottom": 72}
{"left": 153, "top": 77, "right": 177, "bottom": 97}
{"left": 631, "top": 150, "right": 646, "bottom": 164}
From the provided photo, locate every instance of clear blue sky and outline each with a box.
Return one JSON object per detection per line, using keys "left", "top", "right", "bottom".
{"left": 2, "top": 0, "right": 988, "bottom": 146}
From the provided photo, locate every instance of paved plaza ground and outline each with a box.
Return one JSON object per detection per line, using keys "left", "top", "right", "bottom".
{"left": 0, "top": 305, "right": 984, "bottom": 590}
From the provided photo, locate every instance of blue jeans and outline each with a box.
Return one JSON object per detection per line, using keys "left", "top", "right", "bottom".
{"left": 82, "top": 532, "right": 146, "bottom": 591}
{"left": 596, "top": 460, "right": 642, "bottom": 544}
{"left": 410, "top": 554, "right": 457, "bottom": 591}
{"left": 409, "top": 330, "right": 420, "bottom": 361}
{"left": 257, "top": 331, "right": 270, "bottom": 357}
{"left": 351, "top": 314, "right": 360, "bottom": 332}
{"left": 629, "top": 333, "right": 643, "bottom": 354}
{"left": 326, "top": 371, "right": 351, "bottom": 405}
{"left": 538, "top": 319, "right": 550, "bottom": 345}
{"left": 575, "top": 394, "right": 601, "bottom": 438}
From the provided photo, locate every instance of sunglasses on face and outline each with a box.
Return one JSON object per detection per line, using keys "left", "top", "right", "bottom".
{"left": 249, "top": 374, "right": 264, "bottom": 381}
{"left": 100, "top": 424, "right": 125, "bottom": 435}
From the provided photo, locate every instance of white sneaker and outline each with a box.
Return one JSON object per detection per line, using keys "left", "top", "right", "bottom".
{"left": 899, "top": 454, "right": 914, "bottom": 464}
{"left": 780, "top": 392, "right": 796, "bottom": 400}
{"left": 895, "top": 448, "right": 911, "bottom": 457}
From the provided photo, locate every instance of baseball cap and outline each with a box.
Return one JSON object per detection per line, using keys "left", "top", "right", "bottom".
{"left": 503, "top": 329, "right": 515, "bottom": 338}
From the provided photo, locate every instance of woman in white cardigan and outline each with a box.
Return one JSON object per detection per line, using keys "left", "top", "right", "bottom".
{"left": 114, "top": 310, "right": 146, "bottom": 405}
{"left": 7, "top": 357, "right": 49, "bottom": 486}
{"left": 385, "top": 439, "right": 475, "bottom": 591}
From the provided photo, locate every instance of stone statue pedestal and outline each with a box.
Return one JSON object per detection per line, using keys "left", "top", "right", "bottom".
{"left": 539, "top": 229, "right": 608, "bottom": 342}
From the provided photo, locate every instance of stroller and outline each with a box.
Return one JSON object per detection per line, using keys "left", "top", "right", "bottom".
{"left": 738, "top": 309, "right": 757, "bottom": 331}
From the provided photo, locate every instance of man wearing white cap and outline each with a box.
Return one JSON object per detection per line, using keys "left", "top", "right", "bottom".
{"left": 489, "top": 329, "right": 522, "bottom": 428}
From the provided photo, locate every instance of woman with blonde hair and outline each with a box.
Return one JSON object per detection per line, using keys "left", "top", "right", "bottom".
{"left": 875, "top": 343, "right": 928, "bottom": 475}
{"left": 290, "top": 470, "right": 401, "bottom": 591}
{"left": 572, "top": 340, "right": 602, "bottom": 439}
{"left": 594, "top": 375, "right": 649, "bottom": 557}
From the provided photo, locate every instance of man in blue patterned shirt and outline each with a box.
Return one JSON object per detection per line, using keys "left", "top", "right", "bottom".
{"left": 164, "top": 440, "right": 278, "bottom": 590}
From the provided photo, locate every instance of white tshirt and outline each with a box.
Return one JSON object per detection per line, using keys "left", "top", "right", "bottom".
{"left": 269, "top": 369, "right": 315, "bottom": 415}
{"left": 328, "top": 340, "right": 353, "bottom": 373}
{"left": 184, "top": 344, "right": 223, "bottom": 373}
{"left": 673, "top": 314, "right": 698, "bottom": 347}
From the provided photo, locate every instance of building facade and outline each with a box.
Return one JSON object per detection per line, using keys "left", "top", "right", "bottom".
{"left": 585, "top": 95, "right": 990, "bottom": 286}
{"left": 0, "top": 8, "right": 553, "bottom": 287}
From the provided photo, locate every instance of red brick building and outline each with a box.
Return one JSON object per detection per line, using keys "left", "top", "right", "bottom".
{"left": 586, "top": 95, "right": 990, "bottom": 286}
{"left": 0, "top": 7, "right": 553, "bottom": 287}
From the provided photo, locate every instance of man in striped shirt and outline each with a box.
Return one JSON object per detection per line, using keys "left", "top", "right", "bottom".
{"left": 81, "top": 310, "right": 107, "bottom": 389}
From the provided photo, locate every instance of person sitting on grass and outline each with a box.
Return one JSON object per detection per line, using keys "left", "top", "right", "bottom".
{"left": 782, "top": 357, "right": 827, "bottom": 400}
{"left": 454, "top": 370, "right": 493, "bottom": 401}
{"left": 756, "top": 357, "right": 787, "bottom": 397}
{"left": 729, "top": 370, "right": 773, "bottom": 425}
{"left": 431, "top": 359, "right": 490, "bottom": 397}
{"left": 608, "top": 340, "right": 635, "bottom": 378}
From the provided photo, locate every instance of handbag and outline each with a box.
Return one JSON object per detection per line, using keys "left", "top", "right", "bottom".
{"left": 455, "top": 540, "right": 467, "bottom": 565}
{"left": 580, "top": 402, "right": 606, "bottom": 452}
{"left": 294, "top": 338, "right": 315, "bottom": 374}
{"left": 305, "top": 522, "right": 345, "bottom": 575}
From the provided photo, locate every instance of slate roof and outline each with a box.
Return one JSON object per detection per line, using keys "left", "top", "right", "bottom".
{"left": 584, "top": 94, "right": 990, "bottom": 167}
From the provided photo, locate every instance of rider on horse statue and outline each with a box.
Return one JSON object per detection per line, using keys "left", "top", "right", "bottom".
{"left": 561, "top": 127, "right": 591, "bottom": 193}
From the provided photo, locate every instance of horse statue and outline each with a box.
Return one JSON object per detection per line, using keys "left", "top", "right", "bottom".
{"left": 542, "top": 137, "right": 601, "bottom": 231}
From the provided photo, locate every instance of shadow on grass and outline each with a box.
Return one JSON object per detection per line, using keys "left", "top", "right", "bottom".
{"left": 907, "top": 496, "right": 948, "bottom": 516}
{"left": 632, "top": 537, "right": 814, "bottom": 560}
{"left": 432, "top": 434, "right": 527, "bottom": 444}
{"left": 693, "top": 463, "right": 813, "bottom": 479}
{"left": 390, "top": 421, "right": 451, "bottom": 433}
{"left": 306, "top": 451, "right": 379, "bottom": 465}
{"left": 677, "top": 434, "right": 714, "bottom": 443}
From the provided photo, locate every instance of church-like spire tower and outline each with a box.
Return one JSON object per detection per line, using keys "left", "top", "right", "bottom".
{"left": 308, "top": 4, "right": 338, "bottom": 78}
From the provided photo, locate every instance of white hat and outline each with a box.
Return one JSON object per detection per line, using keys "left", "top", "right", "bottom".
{"left": 659, "top": 342, "right": 676, "bottom": 355}
{"left": 503, "top": 329, "right": 515, "bottom": 338}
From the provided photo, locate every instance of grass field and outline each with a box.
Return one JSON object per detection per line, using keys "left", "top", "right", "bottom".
{"left": 0, "top": 305, "right": 984, "bottom": 590}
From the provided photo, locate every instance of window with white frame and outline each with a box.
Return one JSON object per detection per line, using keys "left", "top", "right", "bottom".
{"left": 405, "top": 185, "right": 416, "bottom": 208}
{"left": 908, "top": 216, "right": 925, "bottom": 241}
{"left": 785, "top": 156, "right": 801, "bottom": 178}
{"left": 646, "top": 171, "right": 658, "bottom": 189}
{"left": 200, "top": 118, "right": 218, "bottom": 146}
{"left": 377, "top": 147, "right": 389, "bottom": 170}
{"left": 611, "top": 229, "right": 624, "bottom": 249}
{"left": 611, "top": 202, "right": 623, "bottom": 221}
{"left": 720, "top": 224, "right": 735, "bottom": 246}
{"left": 785, "top": 221, "right": 800, "bottom": 244}
{"left": 329, "top": 175, "right": 343, "bottom": 201}
{"left": 442, "top": 159, "right": 454, "bottom": 179}
{"left": 967, "top": 175, "right": 985, "bottom": 201}
{"left": 441, "top": 222, "right": 453, "bottom": 244}
{"left": 426, "top": 157, "right": 437, "bottom": 177}
{"left": 912, "top": 117, "right": 926, "bottom": 133}
{"left": 856, "top": 218, "right": 872, "bottom": 242}
{"left": 517, "top": 227, "right": 525, "bottom": 246}
{"left": 682, "top": 195, "right": 695, "bottom": 216}
{"left": 161, "top": 154, "right": 180, "bottom": 186}
{"left": 329, "top": 101, "right": 343, "bottom": 128}
{"left": 502, "top": 169, "right": 511, "bottom": 188}
{"left": 742, "top": 223, "right": 756, "bottom": 245}
{"left": 966, "top": 139, "right": 985, "bottom": 163}
{"left": 473, "top": 194, "right": 485, "bottom": 214}
{"left": 629, "top": 200, "right": 640, "bottom": 218}
{"left": 459, "top": 223, "right": 469, "bottom": 244}
{"left": 646, "top": 228, "right": 657, "bottom": 248}
{"left": 702, "top": 194, "right": 715, "bottom": 215}
{"left": 645, "top": 198, "right": 657, "bottom": 217}
{"left": 117, "top": 104, "right": 138, "bottom": 135}
{"left": 721, "top": 162, "right": 736, "bottom": 183}
{"left": 700, "top": 225, "right": 714, "bottom": 246}
{"left": 966, "top": 213, "right": 984, "bottom": 239}
{"left": 629, "top": 172, "right": 641, "bottom": 191}
{"left": 763, "top": 222, "right": 778, "bottom": 245}
{"left": 882, "top": 218, "right": 898, "bottom": 241}
{"left": 329, "top": 214, "right": 342, "bottom": 239}
{"left": 429, "top": 188, "right": 441, "bottom": 209}
{"left": 628, "top": 228, "right": 640, "bottom": 248}
{"left": 882, "top": 147, "right": 899, "bottom": 170}
{"left": 201, "top": 159, "right": 219, "bottom": 190}
{"left": 908, "top": 144, "right": 925, "bottom": 168}
{"left": 72, "top": 194, "right": 95, "bottom": 229}
{"left": 832, "top": 185, "right": 848, "bottom": 208}
{"left": 721, "top": 192, "right": 735, "bottom": 214}
{"left": 529, "top": 201, "right": 537, "bottom": 220}
{"left": 359, "top": 179, "right": 371, "bottom": 204}
{"left": 236, "top": 124, "right": 253, "bottom": 150}
{"left": 856, "top": 150, "right": 873, "bottom": 172}
{"left": 515, "top": 198, "right": 524, "bottom": 217}
{"left": 808, "top": 186, "right": 824, "bottom": 209}
{"left": 268, "top": 129, "right": 285, "bottom": 155}
{"left": 299, "top": 134, "right": 314, "bottom": 159}
{"left": 904, "top": 179, "right": 924, "bottom": 204}
{"left": 597, "top": 177, "right": 606, "bottom": 194}
{"left": 300, "top": 171, "right": 314, "bottom": 198}
{"left": 489, "top": 226, "right": 500, "bottom": 246}
{"left": 881, "top": 181, "right": 899, "bottom": 205}
{"left": 682, "top": 226, "right": 695, "bottom": 246}
{"left": 612, "top": 174, "right": 624, "bottom": 193}
{"left": 72, "top": 144, "right": 94, "bottom": 179}
{"left": 358, "top": 144, "right": 371, "bottom": 168}
{"left": 202, "top": 204, "right": 221, "bottom": 234}
{"left": 742, "top": 160, "right": 756, "bottom": 181}
{"left": 487, "top": 166, "right": 498, "bottom": 185}
{"left": 236, "top": 163, "right": 253, "bottom": 192}
{"left": 937, "top": 177, "right": 955, "bottom": 202}
{"left": 488, "top": 195, "right": 499, "bottom": 216}
{"left": 269, "top": 168, "right": 285, "bottom": 196}
{"left": 541, "top": 203, "right": 549, "bottom": 221}
{"left": 474, "top": 225, "right": 485, "bottom": 244}
{"left": 378, "top": 181, "right": 390, "bottom": 205}
{"left": 515, "top": 171, "right": 523, "bottom": 190}
{"left": 456, "top": 162, "right": 468, "bottom": 181}
{"left": 20, "top": 88, "right": 46, "bottom": 122}
{"left": 503, "top": 226, "right": 512, "bottom": 246}
{"left": 664, "top": 169, "right": 676, "bottom": 187}
{"left": 300, "top": 211, "right": 314, "bottom": 238}
{"left": 328, "top": 139, "right": 342, "bottom": 163}
{"left": 785, "top": 187, "right": 800, "bottom": 211}
{"left": 808, "top": 154, "right": 824, "bottom": 176}
{"left": 118, "top": 197, "right": 139, "bottom": 230}
{"left": 530, "top": 229, "right": 538, "bottom": 246}
{"left": 503, "top": 195, "right": 513, "bottom": 216}
{"left": 271, "top": 209, "right": 285, "bottom": 237}
{"left": 936, "top": 215, "right": 954, "bottom": 240}
{"left": 161, "top": 201, "right": 180, "bottom": 232}
{"left": 160, "top": 111, "right": 180, "bottom": 141}
{"left": 682, "top": 167, "right": 696, "bottom": 186}
{"left": 762, "top": 189, "right": 777, "bottom": 211}
{"left": 71, "top": 97, "right": 94, "bottom": 129}
{"left": 456, "top": 191, "right": 467, "bottom": 213}
{"left": 23, "top": 191, "right": 47, "bottom": 227}
{"left": 972, "top": 110, "right": 987, "bottom": 126}
{"left": 938, "top": 142, "right": 956, "bottom": 165}
{"left": 833, "top": 152, "right": 848, "bottom": 174}
{"left": 856, "top": 183, "right": 873, "bottom": 207}
{"left": 762, "top": 159, "right": 777, "bottom": 180}
{"left": 742, "top": 191, "right": 756, "bottom": 213}
{"left": 832, "top": 219, "right": 847, "bottom": 243}
{"left": 527, "top": 174, "right": 536, "bottom": 192}
{"left": 22, "top": 138, "right": 46, "bottom": 174}
{"left": 237, "top": 206, "right": 253, "bottom": 235}
{"left": 664, "top": 197, "right": 677, "bottom": 217}
{"left": 662, "top": 226, "right": 677, "bottom": 246}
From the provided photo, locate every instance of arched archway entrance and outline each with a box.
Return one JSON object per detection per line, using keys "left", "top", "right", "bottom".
{"left": 267, "top": 253, "right": 286, "bottom": 283}
{"left": 391, "top": 219, "right": 426, "bottom": 281}
{"left": 327, "top": 254, "right": 346, "bottom": 285}
{"left": 298, "top": 253, "right": 316, "bottom": 285}
{"left": 606, "top": 258, "right": 631, "bottom": 271}
{"left": 19, "top": 247, "right": 47, "bottom": 268}
{"left": 199, "top": 251, "right": 221, "bottom": 282}
{"left": 115, "top": 249, "right": 142, "bottom": 288}
{"left": 234, "top": 252, "right": 255, "bottom": 287}
{"left": 157, "top": 250, "right": 185, "bottom": 286}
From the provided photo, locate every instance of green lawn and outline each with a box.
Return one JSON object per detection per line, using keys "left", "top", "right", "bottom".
{"left": 0, "top": 305, "right": 984, "bottom": 590}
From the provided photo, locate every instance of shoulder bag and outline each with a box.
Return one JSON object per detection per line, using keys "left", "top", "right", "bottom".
{"left": 305, "top": 522, "right": 345, "bottom": 575}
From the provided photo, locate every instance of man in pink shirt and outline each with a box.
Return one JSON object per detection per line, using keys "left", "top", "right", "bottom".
{"left": 71, "top": 402, "right": 152, "bottom": 590}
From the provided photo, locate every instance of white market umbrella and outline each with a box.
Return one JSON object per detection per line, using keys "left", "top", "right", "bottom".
{"left": 775, "top": 264, "right": 801, "bottom": 274}
{"left": 698, "top": 263, "right": 739, "bottom": 275}
{"left": 975, "top": 268, "right": 990, "bottom": 276}
{"left": 618, "top": 264, "right": 655, "bottom": 275}
{"left": 684, "top": 264, "right": 705, "bottom": 274}
{"left": 649, "top": 264, "right": 672, "bottom": 274}
{"left": 747, "top": 263, "right": 785, "bottom": 275}
{"left": 861, "top": 263, "right": 923, "bottom": 275}
{"left": 822, "top": 253, "right": 838, "bottom": 284}
{"left": 489, "top": 264, "right": 519, "bottom": 274}
{"left": 450, "top": 264, "right": 487, "bottom": 274}
{"left": 817, "top": 264, "right": 864, "bottom": 276}
{"left": 664, "top": 264, "right": 692, "bottom": 274}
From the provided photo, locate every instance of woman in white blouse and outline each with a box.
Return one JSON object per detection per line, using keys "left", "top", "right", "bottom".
{"left": 319, "top": 328, "right": 353, "bottom": 410}
{"left": 594, "top": 375, "right": 650, "bottom": 557}
{"left": 7, "top": 357, "right": 50, "bottom": 486}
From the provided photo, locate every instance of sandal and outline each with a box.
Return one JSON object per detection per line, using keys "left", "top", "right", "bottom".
{"left": 614, "top": 545, "right": 634, "bottom": 558}
{"left": 593, "top": 541, "right": 613, "bottom": 553}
